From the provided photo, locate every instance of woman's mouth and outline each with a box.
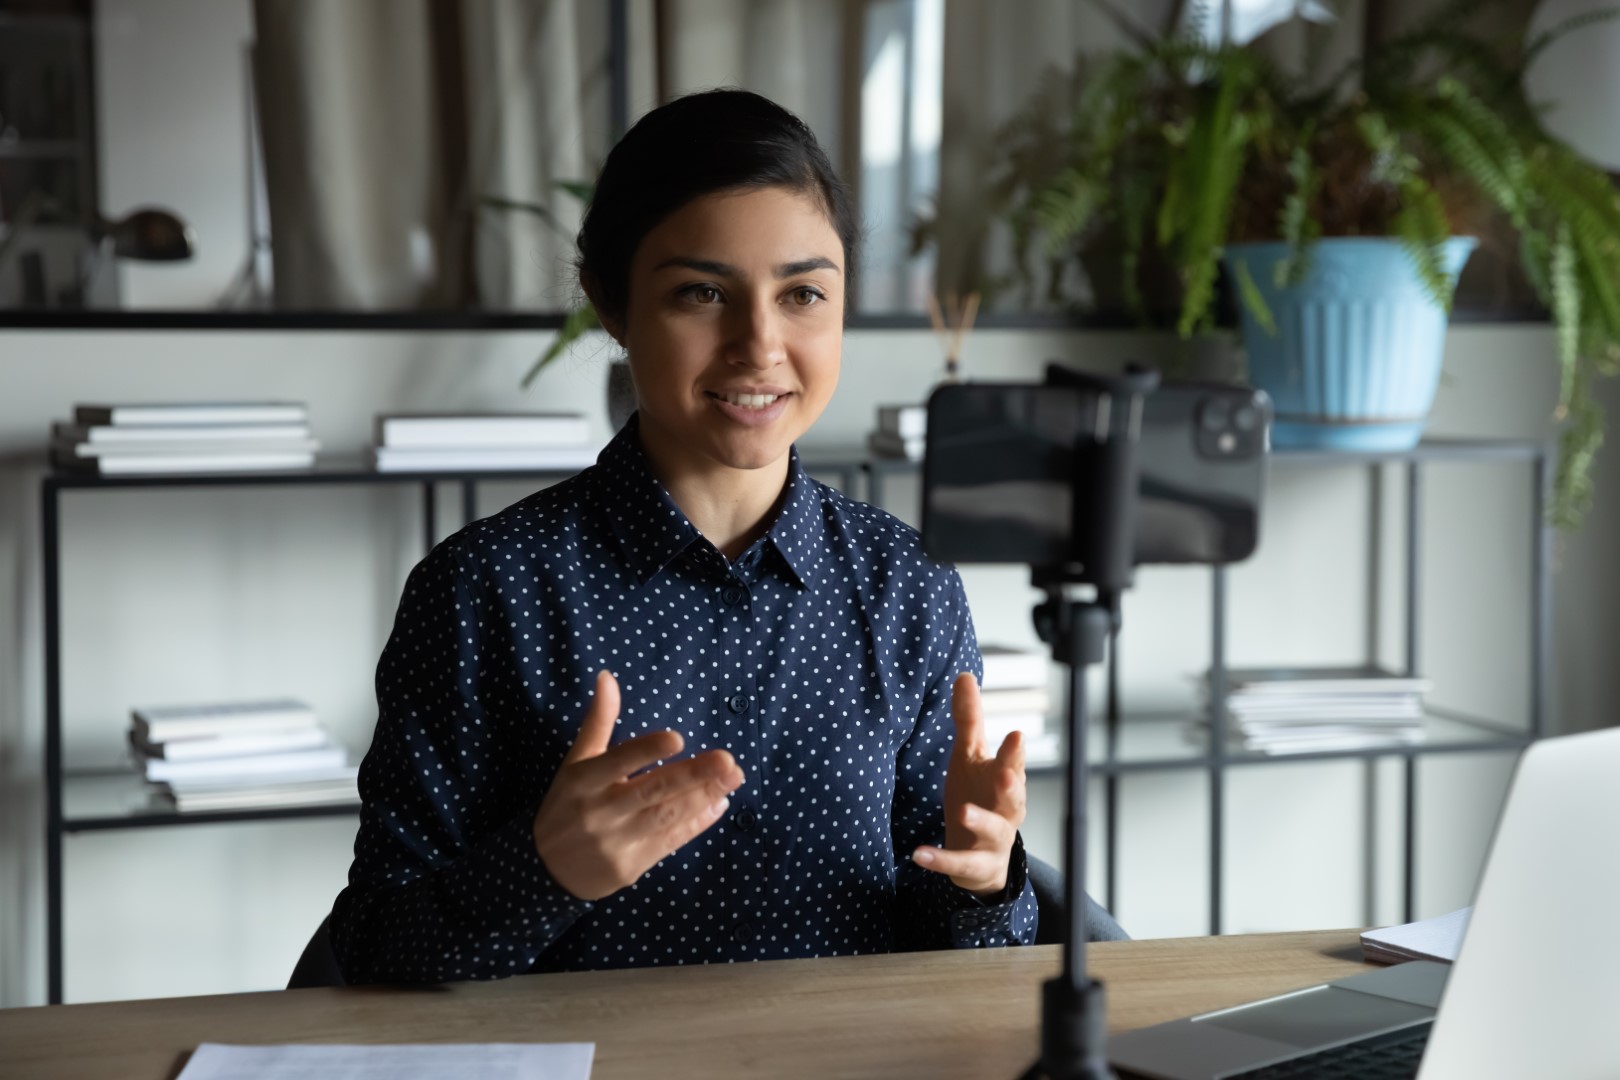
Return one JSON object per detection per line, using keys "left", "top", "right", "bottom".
{"left": 711, "top": 391, "right": 782, "bottom": 410}
{"left": 705, "top": 390, "right": 793, "bottom": 426}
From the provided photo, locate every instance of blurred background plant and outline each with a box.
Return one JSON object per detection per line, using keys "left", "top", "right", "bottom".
{"left": 479, "top": 182, "right": 601, "bottom": 389}
{"left": 980, "top": 0, "right": 1620, "bottom": 525}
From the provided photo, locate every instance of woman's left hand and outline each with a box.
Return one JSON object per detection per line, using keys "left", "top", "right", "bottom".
{"left": 913, "top": 672, "right": 1028, "bottom": 898}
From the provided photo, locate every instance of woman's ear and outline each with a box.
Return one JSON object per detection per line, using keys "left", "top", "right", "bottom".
{"left": 580, "top": 272, "right": 626, "bottom": 347}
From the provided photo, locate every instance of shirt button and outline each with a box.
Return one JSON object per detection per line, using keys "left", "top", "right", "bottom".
{"left": 727, "top": 693, "right": 751, "bottom": 715}
{"left": 721, "top": 586, "right": 744, "bottom": 606}
{"left": 732, "top": 806, "right": 757, "bottom": 832}
{"left": 734, "top": 919, "right": 755, "bottom": 944}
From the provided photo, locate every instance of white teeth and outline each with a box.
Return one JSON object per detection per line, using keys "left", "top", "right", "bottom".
{"left": 718, "top": 392, "right": 780, "bottom": 409}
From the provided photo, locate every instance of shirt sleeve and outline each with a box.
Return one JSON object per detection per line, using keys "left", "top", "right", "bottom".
{"left": 890, "top": 567, "right": 1039, "bottom": 951}
{"left": 329, "top": 542, "right": 592, "bottom": 984}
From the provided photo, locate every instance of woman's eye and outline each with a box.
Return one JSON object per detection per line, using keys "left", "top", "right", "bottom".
{"left": 684, "top": 285, "right": 721, "bottom": 304}
{"left": 791, "top": 287, "right": 825, "bottom": 307}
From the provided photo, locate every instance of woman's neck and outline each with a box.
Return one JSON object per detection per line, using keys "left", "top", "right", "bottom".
{"left": 637, "top": 422, "right": 792, "bottom": 562}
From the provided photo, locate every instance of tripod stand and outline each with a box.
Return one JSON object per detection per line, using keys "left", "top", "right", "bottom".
{"left": 1015, "top": 364, "right": 1158, "bottom": 1080}
{"left": 1019, "top": 584, "right": 1119, "bottom": 1080}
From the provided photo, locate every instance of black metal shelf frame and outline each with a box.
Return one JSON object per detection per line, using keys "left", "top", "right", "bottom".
{"left": 40, "top": 457, "right": 863, "bottom": 1003}
{"left": 40, "top": 439, "right": 1549, "bottom": 1002}
{"left": 866, "top": 438, "right": 1553, "bottom": 939}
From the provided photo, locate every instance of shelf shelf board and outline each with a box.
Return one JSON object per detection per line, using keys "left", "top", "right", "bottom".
{"left": 866, "top": 437, "right": 1547, "bottom": 475}
{"left": 1023, "top": 708, "right": 1529, "bottom": 779}
{"left": 42, "top": 449, "right": 870, "bottom": 491}
{"left": 60, "top": 770, "right": 359, "bottom": 832}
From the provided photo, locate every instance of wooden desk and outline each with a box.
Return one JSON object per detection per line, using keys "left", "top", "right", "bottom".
{"left": 1, "top": 930, "right": 1372, "bottom": 1079}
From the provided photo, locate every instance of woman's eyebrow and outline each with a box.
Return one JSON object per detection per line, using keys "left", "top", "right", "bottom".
{"left": 652, "top": 256, "right": 841, "bottom": 278}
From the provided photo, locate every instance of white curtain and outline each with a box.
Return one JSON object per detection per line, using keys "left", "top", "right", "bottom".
{"left": 461, "top": 0, "right": 612, "bottom": 310}
{"left": 251, "top": 0, "right": 607, "bottom": 310}
{"left": 659, "top": 0, "right": 845, "bottom": 171}
{"left": 252, "top": 0, "right": 452, "bottom": 309}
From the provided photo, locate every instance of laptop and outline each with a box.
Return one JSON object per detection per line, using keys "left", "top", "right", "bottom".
{"left": 1108, "top": 726, "right": 1620, "bottom": 1079}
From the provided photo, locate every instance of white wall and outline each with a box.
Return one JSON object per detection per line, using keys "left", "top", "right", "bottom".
{"left": 1, "top": 320, "right": 1615, "bottom": 1006}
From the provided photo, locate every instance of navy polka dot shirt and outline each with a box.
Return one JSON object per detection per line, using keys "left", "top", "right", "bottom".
{"left": 330, "top": 415, "right": 1037, "bottom": 984}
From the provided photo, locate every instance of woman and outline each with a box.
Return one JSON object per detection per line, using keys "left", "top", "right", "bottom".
{"left": 329, "top": 89, "right": 1040, "bottom": 984}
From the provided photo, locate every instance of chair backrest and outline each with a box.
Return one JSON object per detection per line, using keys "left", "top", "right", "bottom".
{"left": 1026, "top": 852, "right": 1129, "bottom": 945}
{"left": 286, "top": 913, "right": 346, "bottom": 989}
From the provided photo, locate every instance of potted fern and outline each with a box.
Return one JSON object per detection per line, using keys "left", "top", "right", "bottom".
{"left": 997, "top": 4, "right": 1620, "bottom": 525}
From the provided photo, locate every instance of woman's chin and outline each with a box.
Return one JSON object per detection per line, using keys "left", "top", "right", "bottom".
{"left": 705, "top": 431, "right": 796, "bottom": 472}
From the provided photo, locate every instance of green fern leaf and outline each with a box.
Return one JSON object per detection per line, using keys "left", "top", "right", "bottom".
{"left": 1393, "top": 176, "right": 1453, "bottom": 310}
{"left": 1276, "top": 141, "right": 1320, "bottom": 288}
{"left": 1552, "top": 225, "right": 1581, "bottom": 413}
{"left": 523, "top": 304, "right": 602, "bottom": 388}
{"left": 1231, "top": 258, "right": 1277, "bottom": 336}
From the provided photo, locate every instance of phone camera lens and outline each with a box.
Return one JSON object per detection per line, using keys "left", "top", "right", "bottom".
{"left": 1233, "top": 404, "right": 1258, "bottom": 432}
{"left": 1200, "top": 399, "right": 1231, "bottom": 432}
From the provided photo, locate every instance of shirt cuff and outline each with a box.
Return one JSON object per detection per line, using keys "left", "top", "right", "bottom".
{"left": 946, "top": 832, "right": 1038, "bottom": 947}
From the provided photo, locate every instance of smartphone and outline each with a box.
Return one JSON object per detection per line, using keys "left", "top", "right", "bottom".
{"left": 920, "top": 379, "right": 1271, "bottom": 567}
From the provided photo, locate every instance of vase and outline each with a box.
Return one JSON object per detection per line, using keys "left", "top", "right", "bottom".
{"left": 606, "top": 358, "right": 637, "bottom": 432}
{"left": 1222, "top": 237, "right": 1476, "bottom": 451}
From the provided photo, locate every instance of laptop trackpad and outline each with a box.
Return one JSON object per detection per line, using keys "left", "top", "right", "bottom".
{"left": 1195, "top": 985, "right": 1434, "bottom": 1048}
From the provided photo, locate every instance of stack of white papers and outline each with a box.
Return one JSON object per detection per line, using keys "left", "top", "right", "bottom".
{"left": 53, "top": 402, "right": 318, "bottom": 475}
{"left": 1189, "top": 666, "right": 1432, "bottom": 754}
{"left": 175, "top": 1042, "right": 595, "bottom": 1080}
{"left": 980, "top": 645, "right": 1059, "bottom": 766}
{"left": 129, "top": 699, "right": 358, "bottom": 811}
{"left": 371, "top": 412, "right": 599, "bottom": 472}
{"left": 1360, "top": 907, "right": 1472, "bottom": 965}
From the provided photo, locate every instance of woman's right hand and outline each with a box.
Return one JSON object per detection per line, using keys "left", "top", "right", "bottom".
{"left": 532, "top": 670, "right": 745, "bottom": 901}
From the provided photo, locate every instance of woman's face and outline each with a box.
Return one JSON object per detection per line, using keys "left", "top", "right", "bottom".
{"left": 614, "top": 185, "right": 845, "bottom": 476}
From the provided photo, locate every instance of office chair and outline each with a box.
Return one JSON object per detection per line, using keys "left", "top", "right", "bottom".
{"left": 287, "top": 914, "right": 345, "bottom": 989}
{"left": 1026, "top": 852, "right": 1129, "bottom": 945}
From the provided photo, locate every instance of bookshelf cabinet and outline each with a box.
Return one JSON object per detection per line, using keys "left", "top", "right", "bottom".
{"left": 39, "top": 457, "right": 865, "bottom": 1004}
{"left": 39, "top": 441, "right": 1550, "bottom": 1003}
{"left": 866, "top": 439, "right": 1553, "bottom": 937}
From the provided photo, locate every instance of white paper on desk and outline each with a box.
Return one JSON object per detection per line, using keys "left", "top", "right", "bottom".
{"left": 175, "top": 1042, "right": 594, "bottom": 1079}
{"left": 1360, "top": 906, "right": 1472, "bottom": 964}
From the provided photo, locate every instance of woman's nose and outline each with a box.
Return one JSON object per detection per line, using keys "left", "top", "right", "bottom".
{"left": 729, "top": 299, "right": 787, "bottom": 368}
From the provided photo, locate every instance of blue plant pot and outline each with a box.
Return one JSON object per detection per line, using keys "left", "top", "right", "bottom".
{"left": 1223, "top": 237, "right": 1476, "bottom": 451}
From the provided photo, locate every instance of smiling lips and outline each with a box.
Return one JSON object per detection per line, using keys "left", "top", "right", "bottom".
{"left": 706, "top": 389, "right": 793, "bottom": 426}
{"left": 716, "top": 391, "right": 781, "bottom": 409}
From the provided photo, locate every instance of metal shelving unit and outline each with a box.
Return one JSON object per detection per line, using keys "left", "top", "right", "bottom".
{"left": 867, "top": 438, "right": 1553, "bottom": 938}
{"left": 39, "top": 456, "right": 864, "bottom": 1004}
{"left": 39, "top": 440, "right": 1550, "bottom": 1003}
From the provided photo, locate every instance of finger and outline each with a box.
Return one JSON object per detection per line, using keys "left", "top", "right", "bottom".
{"left": 994, "top": 729, "right": 1026, "bottom": 776}
{"left": 606, "top": 748, "right": 744, "bottom": 819}
{"left": 579, "top": 728, "right": 686, "bottom": 788}
{"left": 950, "top": 672, "right": 984, "bottom": 762}
{"left": 911, "top": 844, "right": 1005, "bottom": 887}
{"left": 635, "top": 780, "right": 734, "bottom": 860}
{"left": 563, "top": 670, "right": 622, "bottom": 764}
{"left": 956, "top": 800, "right": 1018, "bottom": 850}
{"left": 996, "top": 764, "right": 1028, "bottom": 825}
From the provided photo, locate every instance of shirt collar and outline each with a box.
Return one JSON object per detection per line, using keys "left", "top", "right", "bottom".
{"left": 763, "top": 447, "right": 827, "bottom": 592}
{"left": 592, "top": 414, "right": 828, "bottom": 592}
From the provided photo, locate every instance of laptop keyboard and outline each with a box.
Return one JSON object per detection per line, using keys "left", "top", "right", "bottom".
{"left": 1223, "top": 1022, "right": 1432, "bottom": 1079}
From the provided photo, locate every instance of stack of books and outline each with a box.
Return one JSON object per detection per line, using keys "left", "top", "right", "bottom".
{"left": 52, "top": 402, "right": 318, "bottom": 475}
{"left": 371, "top": 412, "right": 599, "bottom": 472}
{"left": 1189, "top": 666, "right": 1433, "bottom": 755}
{"left": 129, "top": 698, "right": 358, "bottom": 812}
{"left": 867, "top": 404, "right": 926, "bottom": 461}
{"left": 981, "top": 644, "right": 1060, "bottom": 765}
